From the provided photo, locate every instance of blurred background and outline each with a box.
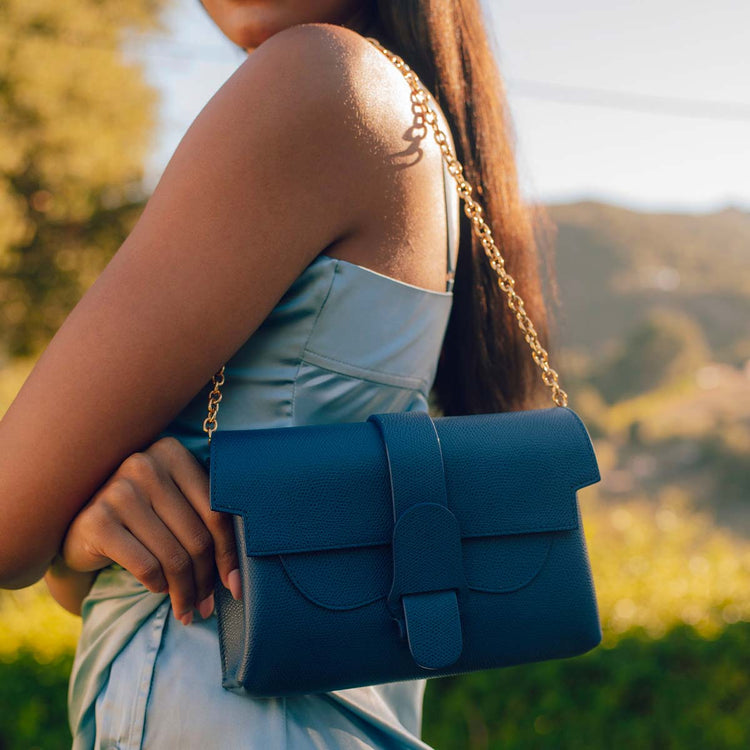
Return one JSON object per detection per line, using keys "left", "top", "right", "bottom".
{"left": 1, "top": 0, "right": 748, "bottom": 747}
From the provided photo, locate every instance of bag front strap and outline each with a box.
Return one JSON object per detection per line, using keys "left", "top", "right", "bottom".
{"left": 367, "top": 412, "right": 465, "bottom": 669}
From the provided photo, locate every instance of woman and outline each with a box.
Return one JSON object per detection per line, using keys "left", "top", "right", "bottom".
{"left": 0, "top": 0, "right": 554, "bottom": 747}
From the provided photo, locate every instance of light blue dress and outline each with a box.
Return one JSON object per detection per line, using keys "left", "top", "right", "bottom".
{"left": 68, "top": 96, "right": 460, "bottom": 749}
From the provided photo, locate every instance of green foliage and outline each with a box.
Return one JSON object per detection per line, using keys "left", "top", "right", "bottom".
{"left": 591, "top": 309, "right": 709, "bottom": 403}
{"left": 0, "top": 650, "right": 73, "bottom": 750}
{"left": 422, "top": 623, "right": 750, "bottom": 749}
{"left": 0, "top": 0, "right": 167, "bottom": 357}
{"left": 0, "top": 582, "right": 81, "bottom": 661}
{"left": 3, "top": 625, "right": 750, "bottom": 750}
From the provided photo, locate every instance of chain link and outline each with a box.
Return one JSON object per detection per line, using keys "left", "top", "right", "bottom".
{"left": 203, "top": 365, "right": 225, "bottom": 443}
{"left": 204, "top": 36, "right": 567, "bottom": 445}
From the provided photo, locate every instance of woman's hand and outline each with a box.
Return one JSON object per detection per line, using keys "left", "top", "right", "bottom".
{"left": 61, "top": 436, "right": 241, "bottom": 625}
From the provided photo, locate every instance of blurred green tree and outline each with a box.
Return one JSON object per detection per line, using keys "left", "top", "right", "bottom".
{"left": 592, "top": 309, "right": 709, "bottom": 403}
{"left": 0, "top": 0, "right": 167, "bottom": 358}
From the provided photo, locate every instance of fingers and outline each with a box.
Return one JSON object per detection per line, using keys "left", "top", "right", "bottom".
{"left": 116, "top": 450, "right": 209, "bottom": 621}
{"left": 148, "top": 437, "right": 240, "bottom": 600}
{"left": 63, "top": 501, "right": 167, "bottom": 595}
{"left": 143, "top": 475, "right": 217, "bottom": 610}
{"left": 63, "top": 436, "right": 241, "bottom": 628}
{"left": 91, "top": 475, "right": 200, "bottom": 623}
{"left": 122, "top": 492, "right": 199, "bottom": 623}
{"left": 96, "top": 526, "right": 168, "bottom": 596}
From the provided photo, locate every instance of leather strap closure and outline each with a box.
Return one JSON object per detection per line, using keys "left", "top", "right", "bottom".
{"left": 368, "top": 412, "right": 466, "bottom": 670}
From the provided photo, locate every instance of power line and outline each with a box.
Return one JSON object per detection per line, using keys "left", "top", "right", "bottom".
{"left": 2, "top": 27, "right": 749, "bottom": 122}
{"left": 130, "top": 38, "right": 750, "bottom": 123}
{"left": 122, "top": 35, "right": 750, "bottom": 122}
{"left": 508, "top": 78, "right": 750, "bottom": 122}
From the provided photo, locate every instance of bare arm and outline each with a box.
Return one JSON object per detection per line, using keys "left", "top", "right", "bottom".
{"left": 0, "top": 24, "right": 374, "bottom": 588}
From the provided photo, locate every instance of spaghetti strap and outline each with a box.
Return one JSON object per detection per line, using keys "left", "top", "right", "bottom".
{"left": 442, "top": 156, "right": 459, "bottom": 292}
{"left": 433, "top": 98, "right": 459, "bottom": 293}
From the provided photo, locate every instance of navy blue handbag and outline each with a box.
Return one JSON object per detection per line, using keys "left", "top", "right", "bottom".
{"left": 207, "top": 407, "right": 601, "bottom": 696}
{"left": 202, "top": 38, "right": 602, "bottom": 697}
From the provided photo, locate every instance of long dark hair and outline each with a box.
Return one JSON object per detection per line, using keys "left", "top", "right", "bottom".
{"left": 373, "top": 0, "right": 558, "bottom": 415}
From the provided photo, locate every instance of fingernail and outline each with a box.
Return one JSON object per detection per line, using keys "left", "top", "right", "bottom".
{"left": 228, "top": 568, "right": 242, "bottom": 601}
{"left": 198, "top": 593, "right": 215, "bottom": 620}
{"left": 180, "top": 611, "right": 193, "bottom": 626}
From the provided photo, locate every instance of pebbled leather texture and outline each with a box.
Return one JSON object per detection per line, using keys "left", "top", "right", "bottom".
{"left": 369, "top": 412, "right": 466, "bottom": 669}
{"left": 209, "top": 405, "right": 603, "bottom": 697}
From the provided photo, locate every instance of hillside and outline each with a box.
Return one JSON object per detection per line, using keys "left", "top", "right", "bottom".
{"left": 546, "top": 201, "right": 750, "bottom": 366}
{"left": 539, "top": 201, "right": 750, "bottom": 533}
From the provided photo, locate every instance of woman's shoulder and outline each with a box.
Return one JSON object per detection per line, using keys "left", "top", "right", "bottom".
{"left": 231, "top": 23, "right": 426, "bottom": 159}
{"left": 231, "top": 23, "right": 384, "bottom": 109}
{"left": 244, "top": 22, "right": 397, "bottom": 94}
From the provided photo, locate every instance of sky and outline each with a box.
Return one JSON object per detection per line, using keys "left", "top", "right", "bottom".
{"left": 129, "top": 0, "right": 750, "bottom": 214}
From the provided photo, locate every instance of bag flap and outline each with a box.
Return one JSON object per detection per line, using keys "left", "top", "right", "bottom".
{"left": 210, "top": 406, "right": 600, "bottom": 556}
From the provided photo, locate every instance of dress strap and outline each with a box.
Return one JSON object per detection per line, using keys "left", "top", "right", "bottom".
{"left": 434, "top": 101, "right": 459, "bottom": 293}
{"left": 441, "top": 156, "right": 458, "bottom": 293}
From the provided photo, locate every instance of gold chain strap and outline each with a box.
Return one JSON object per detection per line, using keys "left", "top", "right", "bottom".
{"left": 203, "top": 36, "right": 567, "bottom": 445}
{"left": 202, "top": 366, "right": 225, "bottom": 442}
